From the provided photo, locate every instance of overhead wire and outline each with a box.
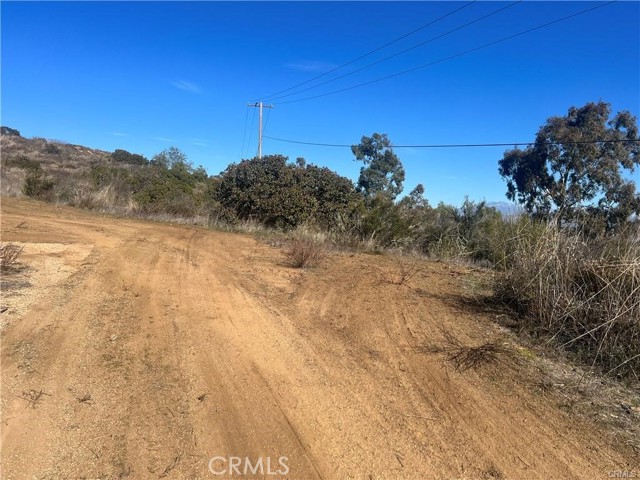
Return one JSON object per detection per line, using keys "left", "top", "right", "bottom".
{"left": 267, "top": 1, "right": 521, "bottom": 102}
{"left": 263, "top": 135, "right": 640, "bottom": 149}
{"left": 254, "top": 1, "right": 476, "bottom": 102}
{"left": 276, "top": 1, "right": 617, "bottom": 105}
{"left": 245, "top": 106, "right": 256, "bottom": 159}
{"left": 239, "top": 107, "right": 249, "bottom": 160}
{"left": 263, "top": 108, "right": 272, "bottom": 137}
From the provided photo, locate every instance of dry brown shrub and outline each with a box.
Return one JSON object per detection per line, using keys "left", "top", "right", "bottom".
{"left": 422, "top": 329, "right": 514, "bottom": 372}
{"left": 284, "top": 238, "right": 327, "bottom": 268}
{"left": 494, "top": 222, "right": 640, "bottom": 381}
{"left": 0, "top": 243, "right": 23, "bottom": 271}
{"left": 383, "top": 254, "right": 422, "bottom": 285}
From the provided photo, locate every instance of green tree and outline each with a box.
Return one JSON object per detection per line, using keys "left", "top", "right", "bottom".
{"left": 131, "top": 148, "right": 211, "bottom": 216}
{"left": 22, "top": 165, "right": 55, "bottom": 199}
{"left": 399, "top": 184, "right": 429, "bottom": 210}
{"left": 352, "top": 133, "right": 405, "bottom": 200}
{"left": 90, "top": 165, "right": 131, "bottom": 189}
{"left": 216, "top": 155, "right": 359, "bottom": 229}
{"left": 357, "top": 193, "right": 413, "bottom": 248}
{"left": 192, "top": 165, "right": 209, "bottom": 182}
{"left": 216, "top": 155, "right": 312, "bottom": 228}
{"left": 302, "top": 164, "right": 360, "bottom": 229}
{"left": 151, "top": 147, "right": 190, "bottom": 171}
{"left": 112, "top": 149, "right": 148, "bottom": 166}
{"left": 132, "top": 167, "right": 197, "bottom": 215}
{"left": 455, "top": 198, "right": 504, "bottom": 262}
{"left": 498, "top": 101, "right": 640, "bottom": 229}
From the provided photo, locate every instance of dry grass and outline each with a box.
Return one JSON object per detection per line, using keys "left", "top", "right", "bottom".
{"left": 0, "top": 243, "right": 24, "bottom": 271}
{"left": 1, "top": 135, "right": 110, "bottom": 169}
{"left": 422, "top": 329, "right": 515, "bottom": 372}
{"left": 0, "top": 168, "right": 27, "bottom": 197}
{"left": 284, "top": 238, "right": 327, "bottom": 268}
{"left": 384, "top": 254, "right": 423, "bottom": 285}
{"left": 495, "top": 222, "right": 640, "bottom": 382}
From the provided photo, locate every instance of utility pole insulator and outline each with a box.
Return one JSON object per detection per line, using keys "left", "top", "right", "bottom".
{"left": 248, "top": 102, "right": 274, "bottom": 159}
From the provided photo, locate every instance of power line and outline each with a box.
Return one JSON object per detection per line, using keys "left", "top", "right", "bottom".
{"left": 245, "top": 106, "right": 256, "bottom": 158}
{"left": 263, "top": 134, "right": 640, "bottom": 149}
{"left": 263, "top": 107, "right": 272, "bottom": 137}
{"left": 239, "top": 107, "right": 249, "bottom": 160}
{"left": 254, "top": 1, "right": 476, "bottom": 102}
{"left": 267, "top": 1, "right": 521, "bottom": 102}
{"left": 277, "top": 1, "right": 617, "bottom": 105}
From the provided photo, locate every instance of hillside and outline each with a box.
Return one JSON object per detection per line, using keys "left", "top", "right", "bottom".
{"left": 1, "top": 129, "right": 114, "bottom": 198}
{"left": 1, "top": 130, "right": 111, "bottom": 169}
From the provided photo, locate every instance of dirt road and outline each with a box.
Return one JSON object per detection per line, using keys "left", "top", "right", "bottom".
{"left": 1, "top": 197, "right": 636, "bottom": 479}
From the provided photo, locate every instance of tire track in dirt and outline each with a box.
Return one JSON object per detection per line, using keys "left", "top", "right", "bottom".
{"left": 279, "top": 254, "right": 636, "bottom": 479}
{"left": 1, "top": 198, "right": 637, "bottom": 479}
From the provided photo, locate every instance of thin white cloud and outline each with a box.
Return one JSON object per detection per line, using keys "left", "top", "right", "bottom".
{"left": 153, "top": 136, "right": 178, "bottom": 143}
{"left": 284, "top": 60, "right": 337, "bottom": 73}
{"left": 171, "top": 80, "right": 202, "bottom": 94}
{"left": 109, "top": 131, "right": 129, "bottom": 137}
{"left": 191, "top": 141, "right": 208, "bottom": 147}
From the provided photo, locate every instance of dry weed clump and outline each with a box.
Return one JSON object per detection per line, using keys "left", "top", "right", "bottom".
{"left": 384, "top": 254, "right": 423, "bottom": 285}
{"left": 284, "top": 238, "right": 327, "bottom": 268}
{"left": 0, "top": 243, "right": 24, "bottom": 271}
{"left": 423, "top": 329, "right": 514, "bottom": 372}
{"left": 495, "top": 222, "right": 640, "bottom": 381}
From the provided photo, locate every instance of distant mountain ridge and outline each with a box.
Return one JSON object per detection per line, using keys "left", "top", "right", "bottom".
{"left": 486, "top": 201, "right": 523, "bottom": 217}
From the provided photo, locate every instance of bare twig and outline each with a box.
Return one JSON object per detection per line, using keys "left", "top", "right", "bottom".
{"left": 18, "top": 389, "right": 51, "bottom": 409}
{"left": 78, "top": 393, "right": 93, "bottom": 404}
{"left": 159, "top": 454, "right": 181, "bottom": 478}
{"left": 87, "top": 446, "right": 101, "bottom": 459}
{"left": 421, "top": 329, "right": 514, "bottom": 372}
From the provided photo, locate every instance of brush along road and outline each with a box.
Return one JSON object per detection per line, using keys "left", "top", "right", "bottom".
{"left": 0, "top": 197, "right": 636, "bottom": 479}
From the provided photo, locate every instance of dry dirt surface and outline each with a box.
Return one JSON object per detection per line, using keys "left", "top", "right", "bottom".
{"left": 1, "top": 197, "right": 637, "bottom": 479}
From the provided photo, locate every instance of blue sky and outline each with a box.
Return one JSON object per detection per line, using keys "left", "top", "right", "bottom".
{"left": 2, "top": 1, "right": 639, "bottom": 206}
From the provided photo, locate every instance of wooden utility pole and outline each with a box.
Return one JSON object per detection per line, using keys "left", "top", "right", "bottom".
{"left": 248, "top": 102, "right": 274, "bottom": 159}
